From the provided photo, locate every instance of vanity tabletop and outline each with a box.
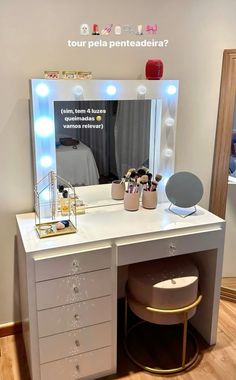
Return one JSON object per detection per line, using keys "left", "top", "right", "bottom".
{"left": 16, "top": 201, "right": 225, "bottom": 255}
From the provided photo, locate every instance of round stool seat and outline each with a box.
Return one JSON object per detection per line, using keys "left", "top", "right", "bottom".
{"left": 128, "top": 256, "right": 199, "bottom": 325}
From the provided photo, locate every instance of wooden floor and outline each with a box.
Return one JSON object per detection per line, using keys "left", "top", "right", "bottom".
{"left": 222, "top": 277, "right": 236, "bottom": 289}
{"left": 1, "top": 300, "right": 236, "bottom": 380}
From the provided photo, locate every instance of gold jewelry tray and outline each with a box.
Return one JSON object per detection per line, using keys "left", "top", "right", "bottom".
{"left": 35, "top": 220, "right": 77, "bottom": 239}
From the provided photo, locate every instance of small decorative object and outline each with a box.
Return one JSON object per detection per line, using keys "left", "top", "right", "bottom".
{"left": 62, "top": 71, "right": 77, "bottom": 80}
{"left": 70, "top": 196, "right": 86, "bottom": 215}
{"left": 101, "top": 24, "right": 113, "bottom": 35}
{"left": 56, "top": 221, "right": 66, "bottom": 230}
{"left": 124, "top": 191, "right": 140, "bottom": 211}
{"left": 44, "top": 70, "right": 60, "bottom": 79}
{"left": 111, "top": 180, "right": 125, "bottom": 200}
{"left": 80, "top": 23, "right": 90, "bottom": 35}
{"left": 34, "top": 171, "right": 77, "bottom": 238}
{"left": 145, "top": 24, "right": 158, "bottom": 34}
{"left": 114, "top": 25, "right": 122, "bottom": 35}
{"left": 77, "top": 71, "right": 92, "bottom": 80}
{"left": 145, "top": 59, "right": 163, "bottom": 80}
{"left": 92, "top": 24, "right": 100, "bottom": 35}
{"left": 136, "top": 25, "right": 143, "bottom": 35}
{"left": 165, "top": 171, "right": 204, "bottom": 217}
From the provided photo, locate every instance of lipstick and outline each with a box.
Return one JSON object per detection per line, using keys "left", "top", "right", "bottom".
{"left": 92, "top": 24, "right": 100, "bottom": 35}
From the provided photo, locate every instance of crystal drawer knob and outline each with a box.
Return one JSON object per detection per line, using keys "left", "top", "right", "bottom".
{"left": 75, "top": 339, "right": 80, "bottom": 347}
{"left": 169, "top": 243, "right": 177, "bottom": 254}
{"left": 72, "top": 260, "right": 79, "bottom": 270}
{"left": 74, "top": 314, "right": 79, "bottom": 320}
{"left": 73, "top": 286, "right": 79, "bottom": 294}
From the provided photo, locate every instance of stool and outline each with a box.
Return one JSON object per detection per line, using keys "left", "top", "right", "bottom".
{"left": 124, "top": 256, "right": 202, "bottom": 374}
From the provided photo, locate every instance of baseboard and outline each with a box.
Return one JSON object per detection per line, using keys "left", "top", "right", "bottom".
{"left": 0, "top": 321, "right": 22, "bottom": 338}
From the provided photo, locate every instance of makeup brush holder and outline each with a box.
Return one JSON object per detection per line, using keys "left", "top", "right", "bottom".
{"left": 111, "top": 180, "right": 125, "bottom": 200}
{"left": 142, "top": 189, "right": 157, "bottom": 209}
{"left": 124, "top": 191, "right": 140, "bottom": 211}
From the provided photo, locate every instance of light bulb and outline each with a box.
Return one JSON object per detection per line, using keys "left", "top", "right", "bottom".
{"left": 106, "top": 85, "right": 117, "bottom": 96}
{"left": 73, "top": 85, "right": 84, "bottom": 97}
{"left": 35, "top": 83, "right": 49, "bottom": 97}
{"left": 40, "top": 156, "right": 52, "bottom": 168}
{"left": 137, "top": 85, "right": 147, "bottom": 95}
{"left": 35, "top": 117, "right": 54, "bottom": 137}
{"left": 164, "top": 148, "right": 173, "bottom": 157}
{"left": 167, "top": 85, "right": 177, "bottom": 95}
{"left": 165, "top": 117, "right": 175, "bottom": 127}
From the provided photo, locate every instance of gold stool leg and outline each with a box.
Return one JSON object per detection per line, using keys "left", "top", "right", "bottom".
{"left": 182, "top": 311, "right": 188, "bottom": 368}
{"left": 124, "top": 294, "right": 128, "bottom": 339}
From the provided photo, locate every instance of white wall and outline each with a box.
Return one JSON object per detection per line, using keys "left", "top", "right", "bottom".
{"left": 0, "top": 0, "right": 236, "bottom": 324}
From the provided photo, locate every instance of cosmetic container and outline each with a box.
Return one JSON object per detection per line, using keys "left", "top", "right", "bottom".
{"left": 124, "top": 191, "right": 139, "bottom": 211}
{"left": 142, "top": 189, "right": 157, "bottom": 209}
{"left": 111, "top": 180, "right": 125, "bottom": 200}
{"left": 60, "top": 190, "right": 70, "bottom": 216}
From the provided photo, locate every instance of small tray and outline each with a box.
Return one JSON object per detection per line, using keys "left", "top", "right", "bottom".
{"left": 36, "top": 220, "right": 77, "bottom": 239}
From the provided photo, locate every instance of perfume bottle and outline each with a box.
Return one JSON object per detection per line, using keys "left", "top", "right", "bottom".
{"left": 57, "top": 185, "right": 64, "bottom": 212}
{"left": 60, "top": 190, "right": 69, "bottom": 216}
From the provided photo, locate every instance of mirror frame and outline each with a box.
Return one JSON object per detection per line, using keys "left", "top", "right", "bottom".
{"left": 210, "top": 49, "right": 236, "bottom": 218}
{"left": 209, "top": 49, "right": 236, "bottom": 300}
{"left": 30, "top": 79, "right": 179, "bottom": 202}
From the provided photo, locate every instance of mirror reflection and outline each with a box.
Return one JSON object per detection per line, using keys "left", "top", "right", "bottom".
{"left": 54, "top": 100, "right": 159, "bottom": 186}
{"left": 229, "top": 97, "right": 236, "bottom": 179}
{"left": 222, "top": 96, "right": 236, "bottom": 297}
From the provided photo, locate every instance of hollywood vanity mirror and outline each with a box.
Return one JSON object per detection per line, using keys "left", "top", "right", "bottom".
{"left": 30, "top": 79, "right": 178, "bottom": 206}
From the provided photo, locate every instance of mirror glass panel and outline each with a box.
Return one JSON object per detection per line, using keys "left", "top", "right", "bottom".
{"left": 30, "top": 79, "right": 179, "bottom": 205}
{"left": 54, "top": 99, "right": 159, "bottom": 186}
{"left": 223, "top": 97, "right": 236, "bottom": 296}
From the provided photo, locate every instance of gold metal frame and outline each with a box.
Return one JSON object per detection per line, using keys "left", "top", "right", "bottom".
{"left": 124, "top": 287, "right": 202, "bottom": 374}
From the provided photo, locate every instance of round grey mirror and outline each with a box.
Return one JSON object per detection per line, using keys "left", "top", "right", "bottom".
{"left": 165, "top": 172, "right": 203, "bottom": 208}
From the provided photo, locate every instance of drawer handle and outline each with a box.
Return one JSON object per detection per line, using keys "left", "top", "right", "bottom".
{"left": 76, "top": 364, "right": 80, "bottom": 371}
{"left": 75, "top": 339, "right": 80, "bottom": 347}
{"left": 169, "top": 243, "right": 177, "bottom": 254}
{"left": 72, "top": 260, "right": 79, "bottom": 270}
{"left": 74, "top": 314, "right": 79, "bottom": 321}
{"left": 73, "top": 286, "right": 79, "bottom": 294}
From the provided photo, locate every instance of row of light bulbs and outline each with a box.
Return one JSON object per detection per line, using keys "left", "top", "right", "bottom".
{"left": 35, "top": 82, "right": 177, "bottom": 98}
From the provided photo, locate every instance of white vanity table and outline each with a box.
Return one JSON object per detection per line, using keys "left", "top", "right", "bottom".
{"left": 17, "top": 189, "right": 225, "bottom": 380}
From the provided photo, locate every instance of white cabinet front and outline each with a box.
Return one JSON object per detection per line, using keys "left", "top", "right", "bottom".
{"left": 34, "top": 247, "right": 111, "bottom": 282}
{"left": 36, "top": 269, "right": 112, "bottom": 310}
{"left": 37, "top": 295, "right": 112, "bottom": 338}
{"left": 39, "top": 321, "right": 112, "bottom": 364}
{"left": 40, "top": 346, "right": 112, "bottom": 380}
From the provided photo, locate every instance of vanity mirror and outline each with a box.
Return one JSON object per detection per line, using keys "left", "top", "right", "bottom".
{"left": 30, "top": 79, "right": 178, "bottom": 205}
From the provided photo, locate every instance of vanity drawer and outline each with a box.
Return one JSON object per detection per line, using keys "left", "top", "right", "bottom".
{"left": 40, "top": 346, "right": 112, "bottom": 380}
{"left": 39, "top": 321, "right": 112, "bottom": 364}
{"left": 37, "top": 295, "right": 112, "bottom": 337}
{"left": 36, "top": 269, "right": 112, "bottom": 310}
{"left": 34, "top": 247, "right": 111, "bottom": 282}
{"left": 117, "top": 229, "right": 222, "bottom": 266}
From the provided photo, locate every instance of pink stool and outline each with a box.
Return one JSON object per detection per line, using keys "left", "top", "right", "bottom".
{"left": 124, "top": 256, "right": 202, "bottom": 374}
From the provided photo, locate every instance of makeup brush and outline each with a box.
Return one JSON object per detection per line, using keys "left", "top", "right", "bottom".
{"left": 155, "top": 174, "right": 162, "bottom": 182}
{"left": 150, "top": 180, "right": 157, "bottom": 191}
{"left": 140, "top": 174, "right": 148, "bottom": 184}
{"left": 137, "top": 168, "right": 146, "bottom": 176}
